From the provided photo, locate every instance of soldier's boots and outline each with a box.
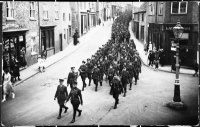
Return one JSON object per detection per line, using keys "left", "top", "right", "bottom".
{"left": 70, "top": 119, "right": 75, "bottom": 123}
{"left": 78, "top": 110, "right": 82, "bottom": 116}
{"left": 64, "top": 107, "right": 68, "bottom": 113}
{"left": 95, "top": 86, "right": 98, "bottom": 92}
{"left": 100, "top": 82, "right": 102, "bottom": 86}
{"left": 129, "top": 83, "right": 132, "bottom": 90}
{"left": 123, "top": 92, "right": 126, "bottom": 97}
{"left": 57, "top": 115, "right": 61, "bottom": 119}
{"left": 89, "top": 80, "right": 91, "bottom": 86}
{"left": 135, "top": 81, "right": 137, "bottom": 85}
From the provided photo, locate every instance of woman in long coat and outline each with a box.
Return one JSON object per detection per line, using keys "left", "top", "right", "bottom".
{"left": 2, "top": 68, "right": 15, "bottom": 102}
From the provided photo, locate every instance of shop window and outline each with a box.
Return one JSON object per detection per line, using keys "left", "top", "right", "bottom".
{"left": 43, "top": 5, "right": 49, "bottom": 20}
{"left": 42, "top": 29, "right": 54, "bottom": 49}
{"left": 30, "top": 2, "right": 36, "bottom": 19}
{"left": 31, "top": 37, "right": 37, "bottom": 55}
{"left": 171, "top": 2, "right": 188, "bottom": 14}
{"left": 159, "top": 2, "right": 163, "bottom": 15}
{"left": 6, "top": 1, "right": 14, "bottom": 19}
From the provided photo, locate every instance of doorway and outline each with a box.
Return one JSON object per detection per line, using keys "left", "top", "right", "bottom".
{"left": 59, "top": 34, "right": 63, "bottom": 51}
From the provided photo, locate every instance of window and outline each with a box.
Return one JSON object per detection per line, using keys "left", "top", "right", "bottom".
{"left": 6, "top": 1, "right": 14, "bottom": 18}
{"left": 55, "top": 6, "right": 59, "bottom": 20}
{"left": 171, "top": 2, "right": 188, "bottom": 14}
{"left": 43, "top": 5, "right": 49, "bottom": 19}
{"left": 84, "top": 2, "right": 86, "bottom": 9}
{"left": 69, "top": 14, "right": 70, "bottom": 21}
{"left": 31, "top": 37, "right": 37, "bottom": 55}
{"left": 159, "top": 2, "right": 163, "bottom": 15}
{"left": 149, "top": 2, "right": 154, "bottom": 15}
{"left": 142, "top": 13, "right": 144, "bottom": 21}
{"left": 141, "top": 26, "right": 144, "bottom": 41}
{"left": 80, "top": 2, "right": 82, "bottom": 9}
{"left": 89, "top": 3, "right": 90, "bottom": 8}
{"left": 64, "top": 29, "right": 66, "bottom": 39}
{"left": 41, "top": 29, "right": 54, "bottom": 49}
{"left": 69, "top": 26, "right": 72, "bottom": 38}
{"left": 30, "top": 2, "right": 36, "bottom": 18}
{"left": 63, "top": 13, "right": 66, "bottom": 21}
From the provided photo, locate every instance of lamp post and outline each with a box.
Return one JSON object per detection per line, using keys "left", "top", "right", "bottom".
{"left": 165, "top": 20, "right": 186, "bottom": 110}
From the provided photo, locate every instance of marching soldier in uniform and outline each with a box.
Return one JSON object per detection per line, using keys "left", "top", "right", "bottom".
{"left": 121, "top": 67, "right": 130, "bottom": 97}
{"left": 66, "top": 81, "right": 83, "bottom": 123}
{"left": 78, "top": 61, "right": 88, "bottom": 91}
{"left": 126, "top": 62, "right": 135, "bottom": 90}
{"left": 98, "top": 58, "right": 104, "bottom": 86}
{"left": 86, "top": 58, "right": 93, "bottom": 86}
{"left": 108, "top": 64, "right": 116, "bottom": 87}
{"left": 92, "top": 64, "right": 100, "bottom": 92}
{"left": 67, "top": 67, "right": 78, "bottom": 89}
{"left": 54, "top": 78, "right": 69, "bottom": 119}
{"left": 102, "top": 57, "right": 110, "bottom": 81}
{"left": 111, "top": 76, "right": 123, "bottom": 109}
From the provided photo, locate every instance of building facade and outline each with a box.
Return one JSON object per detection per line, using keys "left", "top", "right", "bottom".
{"left": 2, "top": 1, "right": 72, "bottom": 68}
{"left": 145, "top": 1, "right": 199, "bottom": 67}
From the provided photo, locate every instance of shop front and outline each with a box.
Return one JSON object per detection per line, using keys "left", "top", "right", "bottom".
{"left": 3, "top": 25, "right": 28, "bottom": 71}
{"left": 164, "top": 24, "right": 198, "bottom": 67}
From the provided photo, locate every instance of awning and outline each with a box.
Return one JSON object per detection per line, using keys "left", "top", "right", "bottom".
{"left": 40, "top": 25, "right": 56, "bottom": 29}
{"left": 3, "top": 28, "right": 29, "bottom": 33}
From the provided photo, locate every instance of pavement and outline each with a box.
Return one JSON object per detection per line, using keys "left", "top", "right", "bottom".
{"left": 128, "top": 21, "right": 195, "bottom": 75}
{"left": 13, "top": 20, "right": 195, "bottom": 87}
{"left": 13, "top": 21, "right": 110, "bottom": 87}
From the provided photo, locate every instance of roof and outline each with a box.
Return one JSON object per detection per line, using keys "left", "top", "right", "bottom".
{"left": 134, "top": 2, "right": 147, "bottom": 13}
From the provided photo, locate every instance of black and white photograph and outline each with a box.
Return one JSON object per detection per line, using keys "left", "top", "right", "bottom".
{"left": 0, "top": 1, "right": 199, "bottom": 126}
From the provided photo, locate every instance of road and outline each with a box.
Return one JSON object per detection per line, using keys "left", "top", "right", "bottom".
{"left": 2, "top": 21, "right": 198, "bottom": 126}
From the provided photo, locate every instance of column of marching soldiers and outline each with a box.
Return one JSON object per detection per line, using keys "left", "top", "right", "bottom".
{"left": 67, "top": 11, "right": 141, "bottom": 108}
{"left": 56, "top": 11, "right": 142, "bottom": 123}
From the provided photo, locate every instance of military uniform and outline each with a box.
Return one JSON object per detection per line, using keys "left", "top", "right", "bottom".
{"left": 121, "top": 68, "right": 130, "bottom": 97}
{"left": 92, "top": 65, "right": 100, "bottom": 91}
{"left": 111, "top": 76, "right": 123, "bottom": 109}
{"left": 86, "top": 59, "right": 93, "bottom": 86}
{"left": 78, "top": 61, "right": 87, "bottom": 91}
{"left": 54, "top": 80, "right": 69, "bottom": 119}
{"left": 67, "top": 83, "right": 83, "bottom": 123}
{"left": 67, "top": 68, "right": 78, "bottom": 89}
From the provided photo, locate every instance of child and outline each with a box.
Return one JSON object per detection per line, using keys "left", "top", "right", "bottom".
{"left": 37, "top": 55, "right": 46, "bottom": 73}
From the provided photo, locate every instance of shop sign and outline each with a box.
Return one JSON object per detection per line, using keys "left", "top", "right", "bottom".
{"left": 165, "top": 26, "right": 191, "bottom": 31}
{"left": 3, "top": 24, "right": 24, "bottom": 31}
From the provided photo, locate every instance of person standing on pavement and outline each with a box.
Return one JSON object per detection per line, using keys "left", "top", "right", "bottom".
{"left": 154, "top": 50, "right": 160, "bottom": 71}
{"left": 78, "top": 61, "right": 87, "bottom": 91}
{"left": 148, "top": 50, "right": 154, "bottom": 67}
{"left": 111, "top": 76, "right": 123, "bottom": 109}
{"left": 2, "top": 68, "right": 15, "bottom": 102}
{"left": 67, "top": 67, "right": 78, "bottom": 89}
{"left": 192, "top": 60, "right": 199, "bottom": 77}
{"left": 19, "top": 47, "right": 27, "bottom": 69}
{"left": 54, "top": 78, "right": 69, "bottom": 119}
{"left": 73, "top": 28, "right": 80, "bottom": 46}
{"left": 66, "top": 81, "right": 83, "bottom": 123}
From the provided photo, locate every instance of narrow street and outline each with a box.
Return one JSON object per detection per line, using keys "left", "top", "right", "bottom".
{"left": 2, "top": 20, "right": 198, "bottom": 126}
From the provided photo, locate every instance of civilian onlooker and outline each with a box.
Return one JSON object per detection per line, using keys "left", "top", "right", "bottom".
{"left": 37, "top": 55, "right": 45, "bottom": 73}
{"left": 144, "top": 42, "right": 147, "bottom": 55}
{"left": 2, "top": 68, "right": 15, "bottom": 102}
{"left": 159, "top": 49, "right": 165, "bottom": 66}
{"left": 154, "top": 51, "right": 159, "bottom": 71}
{"left": 19, "top": 47, "right": 27, "bottom": 69}
{"left": 148, "top": 50, "right": 155, "bottom": 67}
{"left": 192, "top": 60, "right": 199, "bottom": 77}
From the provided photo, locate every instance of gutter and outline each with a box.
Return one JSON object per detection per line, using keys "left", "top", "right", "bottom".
{"left": 38, "top": 2, "right": 41, "bottom": 55}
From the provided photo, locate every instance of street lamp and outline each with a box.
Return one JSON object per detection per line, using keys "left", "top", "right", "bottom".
{"left": 165, "top": 20, "right": 186, "bottom": 110}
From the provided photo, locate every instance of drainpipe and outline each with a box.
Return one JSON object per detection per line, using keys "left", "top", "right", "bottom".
{"left": 38, "top": 2, "right": 41, "bottom": 55}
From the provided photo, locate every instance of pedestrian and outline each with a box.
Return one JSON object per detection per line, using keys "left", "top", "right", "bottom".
{"left": 154, "top": 51, "right": 159, "bottom": 71}
{"left": 19, "top": 47, "right": 27, "bottom": 69}
{"left": 12, "top": 56, "right": 21, "bottom": 82}
{"left": 144, "top": 42, "right": 147, "bottom": 55}
{"left": 111, "top": 76, "right": 123, "bottom": 109}
{"left": 37, "top": 55, "right": 45, "bottom": 73}
{"left": 67, "top": 67, "right": 78, "bottom": 89}
{"left": 78, "top": 61, "right": 88, "bottom": 91}
{"left": 54, "top": 78, "right": 69, "bottom": 119}
{"left": 148, "top": 50, "right": 154, "bottom": 67}
{"left": 2, "top": 68, "right": 15, "bottom": 102}
{"left": 92, "top": 64, "right": 100, "bottom": 92}
{"left": 73, "top": 28, "right": 79, "bottom": 46}
{"left": 66, "top": 81, "right": 83, "bottom": 123}
{"left": 192, "top": 60, "right": 199, "bottom": 77}
{"left": 99, "top": 18, "right": 101, "bottom": 25}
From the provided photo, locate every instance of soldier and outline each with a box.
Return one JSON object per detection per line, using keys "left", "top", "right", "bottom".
{"left": 54, "top": 78, "right": 69, "bottom": 119}
{"left": 98, "top": 58, "right": 104, "bottom": 86}
{"left": 121, "top": 67, "right": 130, "bottom": 97}
{"left": 66, "top": 81, "right": 83, "bottom": 123}
{"left": 126, "top": 62, "right": 136, "bottom": 90}
{"left": 78, "top": 61, "right": 87, "bottom": 91}
{"left": 102, "top": 57, "right": 110, "bottom": 80}
{"left": 86, "top": 58, "right": 93, "bottom": 86}
{"left": 111, "top": 76, "right": 123, "bottom": 109}
{"left": 108, "top": 64, "right": 116, "bottom": 86}
{"left": 92, "top": 64, "right": 100, "bottom": 92}
{"left": 67, "top": 67, "right": 78, "bottom": 89}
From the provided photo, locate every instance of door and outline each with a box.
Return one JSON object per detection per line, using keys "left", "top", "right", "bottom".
{"left": 67, "top": 29, "right": 69, "bottom": 45}
{"left": 41, "top": 31, "right": 46, "bottom": 51}
{"left": 59, "top": 34, "right": 62, "bottom": 51}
